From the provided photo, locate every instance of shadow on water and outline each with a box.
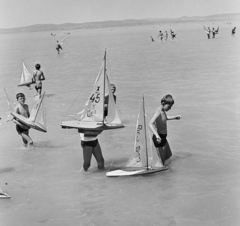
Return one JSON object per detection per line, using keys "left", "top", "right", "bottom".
{"left": 0, "top": 167, "right": 15, "bottom": 174}
{"left": 32, "top": 140, "right": 67, "bottom": 149}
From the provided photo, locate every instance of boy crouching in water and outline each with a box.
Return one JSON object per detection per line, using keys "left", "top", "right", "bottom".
{"left": 12, "top": 93, "right": 33, "bottom": 147}
{"left": 148, "top": 94, "right": 181, "bottom": 167}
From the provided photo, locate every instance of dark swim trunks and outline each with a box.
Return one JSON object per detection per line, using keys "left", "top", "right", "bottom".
{"left": 81, "top": 139, "right": 98, "bottom": 148}
{"left": 152, "top": 134, "right": 167, "bottom": 147}
{"left": 152, "top": 134, "right": 172, "bottom": 164}
{"left": 16, "top": 125, "right": 29, "bottom": 134}
{"left": 35, "top": 83, "right": 42, "bottom": 90}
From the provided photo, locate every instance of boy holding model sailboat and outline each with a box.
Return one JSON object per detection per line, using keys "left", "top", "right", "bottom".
{"left": 148, "top": 94, "right": 181, "bottom": 166}
{"left": 12, "top": 93, "right": 33, "bottom": 147}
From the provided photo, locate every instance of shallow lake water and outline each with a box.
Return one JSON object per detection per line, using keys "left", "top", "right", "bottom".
{"left": 0, "top": 21, "right": 240, "bottom": 226}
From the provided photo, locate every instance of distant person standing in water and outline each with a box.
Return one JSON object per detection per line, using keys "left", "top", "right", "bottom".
{"left": 158, "top": 31, "right": 164, "bottom": 41}
{"left": 212, "top": 27, "right": 219, "bottom": 38}
{"left": 148, "top": 94, "right": 181, "bottom": 167}
{"left": 170, "top": 29, "right": 176, "bottom": 39}
{"left": 56, "top": 40, "right": 62, "bottom": 54}
{"left": 232, "top": 27, "right": 236, "bottom": 35}
{"left": 165, "top": 31, "right": 168, "bottom": 40}
{"left": 32, "top": 64, "right": 45, "bottom": 99}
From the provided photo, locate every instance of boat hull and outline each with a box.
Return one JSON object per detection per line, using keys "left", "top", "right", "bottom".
{"left": 60, "top": 120, "right": 125, "bottom": 133}
{"left": 18, "top": 81, "right": 34, "bottom": 87}
{"left": 106, "top": 166, "right": 168, "bottom": 177}
{"left": 11, "top": 112, "right": 47, "bottom": 133}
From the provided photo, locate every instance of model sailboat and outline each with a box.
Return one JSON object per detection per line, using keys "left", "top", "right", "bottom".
{"left": 18, "top": 62, "right": 34, "bottom": 87}
{"left": 0, "top": 187, "right": 10, "bottom": 199}
{"left": 60, "top": 50, "right": 125, "bottom": 133}
{"left": 10, "top": 92, "right": 47, "bottom": 133}
{"left": 106, "top": 96, "right": 167, "bottom": 177}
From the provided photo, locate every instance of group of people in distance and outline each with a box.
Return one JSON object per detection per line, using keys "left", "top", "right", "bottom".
{"left": 13, "top": 64, "right": 45, "bottom": 147}
{"left": 204, "top": 26, "right": 219, "bottom": 39}
{"left": 157, "top": 29, "right": 177, "bottom": 41}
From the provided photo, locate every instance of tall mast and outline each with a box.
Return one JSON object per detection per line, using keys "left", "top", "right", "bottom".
{"left": 143, "top": 95, "right": 149, "bottom": 169}
{"left": 102, "top": 49, "right": 106, "bottom": 124}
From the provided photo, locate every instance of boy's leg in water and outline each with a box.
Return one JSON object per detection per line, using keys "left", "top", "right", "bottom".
{"left": 92, "top": 142, "right": 104, "bottom": 169}
{"left": 21, "top": 131, "right": 33, "bottom": 146}
{"left": 82, "top": 144, "right": 93, "bottom": 171}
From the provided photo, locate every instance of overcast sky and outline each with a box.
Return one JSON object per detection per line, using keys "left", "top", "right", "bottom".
{"left": 0, "top": 0, "right": 239, "bottom": 28}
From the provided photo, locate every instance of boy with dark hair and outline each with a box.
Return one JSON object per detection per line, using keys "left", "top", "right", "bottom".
{"left": 148, "top": 94, "right": 181, "bottom": 166}
{"left": 12, "top": 93, "right": 33, "bottom": 147}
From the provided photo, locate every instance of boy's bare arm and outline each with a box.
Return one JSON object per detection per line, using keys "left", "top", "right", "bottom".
{"left": 167, "top": 115, "right": 181, "bottom": 120}
{"left": 40, "top": 72, "right": 45, "bottom": 81}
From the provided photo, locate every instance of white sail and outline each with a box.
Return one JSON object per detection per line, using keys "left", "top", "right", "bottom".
{"left": 18, "top": 62, "right": 33, "bottom": 87}
{"left": 125, "top": 98, "right": 148, "bottom": 167}
{"left": 4, "top": 89, "right": 17, "bottom": 115}
{"left": 80, "top": 60, "right": 105, "bottom": 122}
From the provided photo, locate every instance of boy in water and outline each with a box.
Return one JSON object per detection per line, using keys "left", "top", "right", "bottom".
{"left": 32, "top": 63, "right": 45, "bottom": 99}
{"left": 232, "top": 27, "right": 236, "bottom": 35}
{"left": 56, "top": 40, "right": 62, "bottom": 54}
{"left": 12, "top": 93, "right": 33, "bottom": 147}
{"left": 158, "top": 31, "right": 164, "bottom": 41}
{"left": 104, "top": 84, "right": 117, "bottom": 117}
{"left": 79, "top": 131, "right": 104, "bottom": 171}
{"left": 148, "top": 94, "right": 181, "bottom": 166}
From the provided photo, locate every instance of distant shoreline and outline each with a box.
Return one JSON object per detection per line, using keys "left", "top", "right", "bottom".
{"left": 0, "top": 12, "right": 239, "bottom": 34}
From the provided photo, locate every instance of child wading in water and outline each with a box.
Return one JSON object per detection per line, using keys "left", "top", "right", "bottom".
{"left": 12, "top": 93, "right": 33, "bottom": 147}
{"left": 79, "top": 131, "right": 104, "bottom": 171}
{"left": 148, "top": 94, "right": 181, "bottom": 167}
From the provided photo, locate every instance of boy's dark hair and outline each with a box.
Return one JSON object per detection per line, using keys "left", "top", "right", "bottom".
{"left": 161, "top": 94, "right": 174, "bottom": 105}
{"left": 35, "top": 63, "right": 41, "bottom": 70}
{"left": 16, "top": 93, "right": 25, "bottom": 100}
{"left": 110, "top": 84, "right": 116, "bottom": 91}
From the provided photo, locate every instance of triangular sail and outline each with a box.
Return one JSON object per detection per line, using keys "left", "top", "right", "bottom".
{"left": 18, "top": 62, "right": 33, "bottom": 86}
{"left": 33, "top": 93, "right": 47, "bottom": 131}
{"left": 105, "top": 73, "right": 123, "bottom": 125}
{"left": 79, "top": 60, "right": 105, "bottom": 122}
{"left": 4, "top": 89, "right": 16, "bottom": 116}
{"left": 148, "top": 129, "right": 164, "bottom": 168}
{"left": 125, "top": 98, "right": 148, "bottom": 168}
{"left": 29, "top": 93, "right": 46, "bottom": 124}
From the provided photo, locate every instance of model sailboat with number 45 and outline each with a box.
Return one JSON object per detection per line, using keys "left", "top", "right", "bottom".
{"left": 60, "top": 50, "right": 125, "bottom": 134}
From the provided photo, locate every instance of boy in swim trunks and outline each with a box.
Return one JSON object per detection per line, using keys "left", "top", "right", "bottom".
{"left": 12, "top": 93, "right": 33, "bottom": 147}
{"left": 32, "top": 63, "right": 45, "bottom": 99}
{"left": 56, "top": 40, "right": 62, "bottom": 54}
{"left": 148, "top": 94, "right": 181, "bottom": 166}
{"left": 79, "top": 131, "right": 104, "bottom": 171}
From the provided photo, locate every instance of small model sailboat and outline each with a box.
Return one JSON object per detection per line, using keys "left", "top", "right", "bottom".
{"left": 18, "top": 62, "right": 34, "bottom": 87}
{"left": 60, "top": 50, "right": 125, "bottom": 134}
{"left": 10, "top": 92, "right": 47, "bottom": 132}
{"left": 106, "top": 96, "right": 167, "bottom": 177}
{"left": 0, "top": 188, "right": 10, "bottom": 199}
